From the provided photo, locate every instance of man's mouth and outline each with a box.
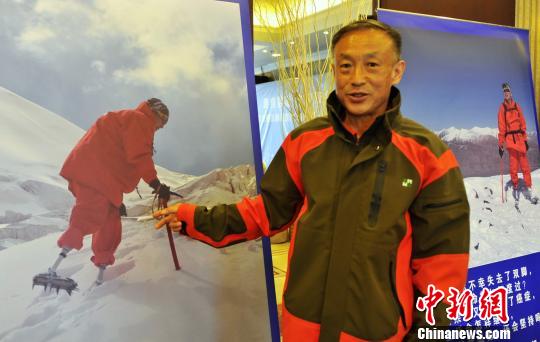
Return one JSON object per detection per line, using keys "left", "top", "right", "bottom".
{"left": 347, "top": 92, "right": 368, "bottom": 102}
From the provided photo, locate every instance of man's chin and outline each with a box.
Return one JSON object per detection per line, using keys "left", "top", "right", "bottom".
{"left": 344, "top": 107, "right": 374, "bottom": 118}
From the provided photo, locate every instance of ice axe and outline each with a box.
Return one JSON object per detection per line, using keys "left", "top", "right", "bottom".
{"left": 156, "top": 192, "right": 182, "bottom": 271}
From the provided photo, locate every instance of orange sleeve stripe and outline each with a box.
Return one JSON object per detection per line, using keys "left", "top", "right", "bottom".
{"left": 423, "top": 149, "right": 459, "bottom": 189}
{"left": 177, "top": 202, "right": 197, "bottom": 237}
{"left": 391, "top": 131, "right": 459, "bottom": 191}
{"left": 282, "top": 126, "right": 335, "bottom": 194}
{"left": 236, "top": 195, "right": 270, "bottom": 236}
{"left": 411, "top": 253, "right": 469, "bottom": 304}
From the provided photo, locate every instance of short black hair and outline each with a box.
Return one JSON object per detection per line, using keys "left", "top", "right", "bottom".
{"left": 331, "top": 19, "right": 402, "bottom": 59}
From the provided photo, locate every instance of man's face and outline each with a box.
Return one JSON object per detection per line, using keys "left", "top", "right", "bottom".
{"left": 332, "top": 29, "right": 405, "bottom": 118}
{"left": 155, "top": 111, "right": 168, "bottom": 131}
{"left": 504, "top": 90, "right": 512, "bottom": 100}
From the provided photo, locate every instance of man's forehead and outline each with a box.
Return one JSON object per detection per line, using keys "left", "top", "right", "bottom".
{"left": 334, "top": 30, "right": 395, "bottom": 53}
{"left": 337, "top": 51, "right": 381, "bottom": 59}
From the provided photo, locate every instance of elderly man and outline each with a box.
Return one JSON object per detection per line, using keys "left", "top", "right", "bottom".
{"left": 155, "top": 20, "right": 469, "bottom": 341}
{"left": 34, "top": 98, "right": 172, "bottom": 291}
{"left": 498, "top": 83, "right": 535, "bottom": 203}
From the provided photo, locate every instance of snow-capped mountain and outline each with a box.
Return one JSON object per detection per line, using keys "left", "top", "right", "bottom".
{"left": 0, "top": 88, "right": 270, "bottom": 341}
{"left": 436, "top": 126, "right": 539, "bottom": 178}
{"left": 437, "top": 126, "right": 498, "bottom": 142}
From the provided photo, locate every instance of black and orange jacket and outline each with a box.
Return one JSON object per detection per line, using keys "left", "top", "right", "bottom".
{"left": 177, "top": 87, "right": 470, "bottom": 341}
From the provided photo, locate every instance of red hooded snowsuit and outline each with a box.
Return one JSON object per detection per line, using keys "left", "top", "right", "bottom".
{"left": 58, "top": 101, "right": 159, "bottom": 265}
{"left": 497, "top": 99, "right": 531, "bottom": 188}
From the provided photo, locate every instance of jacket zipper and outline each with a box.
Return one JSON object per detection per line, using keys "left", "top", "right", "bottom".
{"left": 368, "top": 160, "right": 387, "bottom": 227}
{"left": 423, "top": 198, "right": 462, "bottom": 210}
{"left": 389, "top": 261, "right": 407, "bottom": 329}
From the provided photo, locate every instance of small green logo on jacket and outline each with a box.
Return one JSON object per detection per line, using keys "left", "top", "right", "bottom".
{"left": 402, "top": 178, "right": 413, "bottom": 187}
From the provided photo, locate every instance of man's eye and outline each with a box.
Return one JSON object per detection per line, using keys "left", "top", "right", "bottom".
{"left": 367, "top": 62, "right": 379, "bottom": 68}
{"left": 340, "top": 63, "right": 351, "bottom": 69}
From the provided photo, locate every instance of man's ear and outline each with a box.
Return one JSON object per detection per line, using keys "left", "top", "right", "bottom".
{"left": 391, "top": 59, "right": 406, "bottom": 85}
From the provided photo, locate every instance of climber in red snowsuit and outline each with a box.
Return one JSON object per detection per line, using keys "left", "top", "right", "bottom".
{"left": 498, "top": 82, "right": 532, "bottom": 189}
{"left": 48, "top": 98, "right": 172, "bottom": 283}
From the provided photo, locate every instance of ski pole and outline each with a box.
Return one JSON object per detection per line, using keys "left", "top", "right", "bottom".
{"left": 500, "top": 155, "right": 504, "bottom": 203}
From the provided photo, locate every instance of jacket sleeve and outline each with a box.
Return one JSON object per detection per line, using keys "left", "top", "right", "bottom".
{"left": 497, "top": 104, "right": 506, "bottom": 146}
{"left": 176, "top": 134, "right": 305, "bottom": 248}
{"left": 121, "top": 112, "right": 158, "bottom": 183}
{"left": 518, "top": 103, "right": 528, "bottom": 141}
{"left": 406, "top": 150, "right": 470, "bottom": 334}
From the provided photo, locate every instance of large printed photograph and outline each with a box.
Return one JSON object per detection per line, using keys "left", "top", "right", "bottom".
{"left": 379, "top": 10, "right": 539, "bottom": 268}
{"left": 0, "top": 1, "right": 270, "bottom": 341}
{"left": 378, "top": 9, "right": 540, "bottom": 338}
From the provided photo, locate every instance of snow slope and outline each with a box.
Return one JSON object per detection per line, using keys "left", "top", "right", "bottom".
{"left": 0, "top": 87, "right": 85, "bottom": 249}
{"left": 0, "top": 87, "right": 83, "bottom": 169}
{"left": 0, "top": 220, "right": 269, "bottom": 341}
{"left": 465, "top": 169, "right": 540, "bottom": 267}
{"left": 0, "top": 164, "right": 270, "bottom": 342}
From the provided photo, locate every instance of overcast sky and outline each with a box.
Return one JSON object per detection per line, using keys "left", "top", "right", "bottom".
{"left": 0, "top": 0, "right": 255, "bottom": 175}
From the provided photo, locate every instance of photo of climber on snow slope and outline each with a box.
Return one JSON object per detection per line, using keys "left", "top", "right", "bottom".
{"left": 375, "top": 11, "right": 540, "bottom": 269}
{"left": 498, "top": 82, "right": 538, "bottom": 205}
{"left": 33, "top": 98, "right": 172, "bottom": 293}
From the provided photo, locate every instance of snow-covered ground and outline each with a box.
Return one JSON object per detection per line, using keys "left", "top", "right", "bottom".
{"left": 465, "top": 169, "right": 540, "bottom": 267}
{"left": 0, "top": 220, "right": 269, "bottom": 342}
{"left": 0, "top": 87, "right": 271, "bottom": 341}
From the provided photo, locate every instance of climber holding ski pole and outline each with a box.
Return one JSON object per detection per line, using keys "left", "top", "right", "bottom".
{"left": 497, "top": 82, "right": 537, "bottom": 204}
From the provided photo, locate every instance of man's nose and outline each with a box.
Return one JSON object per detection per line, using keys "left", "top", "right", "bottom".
{"left": 350, "top": 65, "right": 366, "bottom": 86}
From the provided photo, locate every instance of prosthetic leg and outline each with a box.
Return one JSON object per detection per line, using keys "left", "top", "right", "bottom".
{"left": 95, "top": 265, "right": 107, "bottom": 286}
{"left": 32, "top": 247, "right": 78, "bottom": 295}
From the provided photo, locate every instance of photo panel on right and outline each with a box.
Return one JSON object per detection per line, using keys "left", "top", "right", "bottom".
{"left": 379, "top": 9, "right": 540, "bottom": 339}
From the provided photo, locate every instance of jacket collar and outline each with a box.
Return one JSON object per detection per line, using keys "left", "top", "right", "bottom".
{"left": 504, "top": 98, "right": 515, "bottom": 106}
{"left": 326, "top": 86, "right": 401, "bottom": 147}
{"left": 136, "top": 101, "right": 159, "bottom": 124}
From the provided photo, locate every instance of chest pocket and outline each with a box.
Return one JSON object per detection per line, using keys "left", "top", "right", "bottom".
{"left": 368, "top": 159, "right": 387, "bottom": 227}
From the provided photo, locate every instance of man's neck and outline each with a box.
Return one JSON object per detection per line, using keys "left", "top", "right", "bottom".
{"left": 344, "top": 113, "right": 381, "bottom": 139}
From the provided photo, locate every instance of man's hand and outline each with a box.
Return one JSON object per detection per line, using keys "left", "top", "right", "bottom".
{"left": 153, "top": 204, "right": 184, "bottom": 231}
{"left": 149, "top": 179, "right": 172, "bottom": 208}
{"left": 119, "top": 203, "right": 127, "bottom": 217}
{"left": 498, "top": 145, "right": 504, "bottom": 158}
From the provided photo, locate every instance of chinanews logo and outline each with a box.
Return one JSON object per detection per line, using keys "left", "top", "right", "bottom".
{"left": 416, "top": 284, "right": 509, "bottom": 325}
{"left": 415, "top": 284, "right": 512, "bottom": 340}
